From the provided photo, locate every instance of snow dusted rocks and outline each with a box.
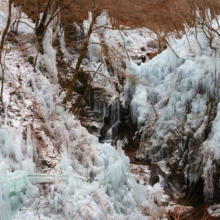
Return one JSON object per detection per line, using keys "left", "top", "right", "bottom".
{"left": 208, "top": 204, "right": 220, "bottom": 218}
{"left": 168, "top": 204, "right": 194, "bottom": 218}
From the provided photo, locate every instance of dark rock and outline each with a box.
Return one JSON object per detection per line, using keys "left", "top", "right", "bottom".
{"left": 27, "top": 56, "right": 35, "bottom": 65}
{"left": 144, "top": 157, "right": 152, "bottom": 163}
{"left": 0, "top": 101, "right": 4, "bottom": 113}
{"left": 140, "top": 46, "right": 146, "bottom": 51}
{"left": 150, "top": 174, "right": 159, "bottom": 185}
{"left": 147, "top": 40, "right": 158, "bottom": 49}
{"left": 147, "top": 52, "right": 158, "bottom": 59}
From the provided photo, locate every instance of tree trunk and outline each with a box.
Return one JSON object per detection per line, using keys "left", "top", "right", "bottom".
{"left": 0, "top": 0, "right": 13, "bottom": 101}
{"left": 64, "top": 12, "right": 99, "bottom": 104}
{"left": 35, "top": 0, "right": 76, "bottom": 54}
{"left": 76, "top": 62, "right": 104, "bottom": 117}
{"left": 36, "top": 0, "right": 51, "bottom": 53}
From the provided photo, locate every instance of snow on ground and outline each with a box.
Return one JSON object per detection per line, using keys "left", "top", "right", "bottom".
{"left": 130, "top": 164, "right": 151, "bottom": 186}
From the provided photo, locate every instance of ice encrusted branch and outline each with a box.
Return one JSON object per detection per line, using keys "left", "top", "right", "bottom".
{"left": 203, "top": 157, "right": 216, "bottom": 202}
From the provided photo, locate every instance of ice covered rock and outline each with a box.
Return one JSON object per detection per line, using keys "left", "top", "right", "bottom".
{"left": 207, "top": 204, "right": 220, "bottom": 218}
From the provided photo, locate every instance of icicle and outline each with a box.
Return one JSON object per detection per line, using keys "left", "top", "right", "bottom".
{"left": 167, "top": 45, "right": 178, "bottom": 71}
{"left": 110, "top": 99, "right": 120, "bottom": 126}
{"left": 4, "top": 103, "right": 8, "bottom": 125}
{"left": 54, "top": 195, "right": 58, "bottom": 212}
{"left": 51, "top": 185, "right": 54, "bottom": 197}
{"left": 0, "top": 162, "right": 11, "bottom": 220}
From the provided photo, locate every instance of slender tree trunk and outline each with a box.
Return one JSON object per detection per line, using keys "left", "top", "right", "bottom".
{"left": 214, "top": 48, "right": 217, "bottom": 88}
{"left": 35, "top": 0, "right": 76, "bottom": 54}
{"left": 0, "top": 0, "right": 13, "bottom": 102}
{"left": 76, "top": 73, "right": 97, "bottom": 117}
{"left": 64, "top": 12, "right": 99, "bottom": 104}
{"left": 76, "top": 62, "right": 104, "bottom": 117}
{"left": 36, "top": 0, "right": 51, "bottom": 53}
{"left": 15, "top": 6, "right": 22, "bottom": 33}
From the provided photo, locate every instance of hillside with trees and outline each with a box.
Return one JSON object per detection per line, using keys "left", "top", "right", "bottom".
{"left": 1, "top": 0, "right": 220, "bottom": 219}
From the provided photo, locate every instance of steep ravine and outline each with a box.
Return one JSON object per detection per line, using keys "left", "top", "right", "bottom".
{"left": 79, "top": 33, "right": 220, "bottom": 218}
{"left": 96, "top": 83, "right": 219, "bottom": 219}
{"left": 3, "top": 1, "right": 220, "bottom": 218}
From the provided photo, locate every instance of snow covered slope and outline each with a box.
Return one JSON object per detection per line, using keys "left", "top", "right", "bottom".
{"left": 0, "top": 6, "right": 165, "bottom": 220}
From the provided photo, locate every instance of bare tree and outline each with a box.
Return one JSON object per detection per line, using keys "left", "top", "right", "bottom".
{"left": 14, "top": 0, "right": 78, "bottom": 53}
{"left": 0, "top": 0, "right": 13, "bottom": 102}
{"left": 63, "top": 4, "right": 102, "bottom": 104}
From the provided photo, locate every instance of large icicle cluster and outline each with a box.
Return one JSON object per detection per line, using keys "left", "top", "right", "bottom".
{"left": 125, "top": 24, "right": 220, "bottom": 190}
{"left": 0, "top": 121, "right": 38, "bottom": 220}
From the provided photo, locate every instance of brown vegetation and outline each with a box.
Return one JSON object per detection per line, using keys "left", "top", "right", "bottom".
{"left": 4, "top": 0, "right": 220, "bottom": 107}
